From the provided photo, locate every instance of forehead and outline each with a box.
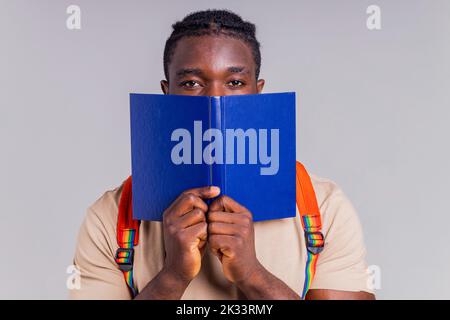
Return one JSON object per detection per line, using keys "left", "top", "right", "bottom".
{"left": 169, "top": 35, "right": 255, "bottom": 76}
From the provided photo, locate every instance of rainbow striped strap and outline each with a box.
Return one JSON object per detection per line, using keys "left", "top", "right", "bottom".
{"left": 301, "top": 216, "right": 324, "bottom": 298}
{"left": 296, "top": 162, "right": 324, "bottom": 299}
{"left": 115, "top": 232, "right": 139, "bottom": 297}
{"left": 116, "top": 176, "right": 140, "bottom": 298}
{"left": 115, "top": 249, "right": 138, "bottom": 297}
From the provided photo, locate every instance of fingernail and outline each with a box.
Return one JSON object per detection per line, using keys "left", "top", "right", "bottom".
{"left": 210, "top": 186, "right": 220, "bottom": 194}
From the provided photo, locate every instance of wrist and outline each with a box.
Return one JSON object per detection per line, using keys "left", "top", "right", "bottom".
{"left": 134, "top": 266, "right": 192, "bottom": 300}
{"left": 160, "top": 266, "right": 193, "bottom": 288}
{"left": 233, "top": 261, "right": 300, "bottom": 300}
{"left": 235, "top": 261, "right": 267, "bottom": 291}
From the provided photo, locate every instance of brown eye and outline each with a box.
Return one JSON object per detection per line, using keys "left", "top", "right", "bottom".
{"left": 180, "top": 80, "right": 200, "bottom": 88}
{"left": 227, "top": 80, "right": 245, "bottom": 87}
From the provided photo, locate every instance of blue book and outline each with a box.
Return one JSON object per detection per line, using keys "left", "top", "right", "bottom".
{"left": 130, "top": 92, "right": 296, "bottom": 221}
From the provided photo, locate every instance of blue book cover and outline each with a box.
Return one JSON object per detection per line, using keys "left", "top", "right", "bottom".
{"left": 130, "top": 92, "right": 296, "bottom": 221}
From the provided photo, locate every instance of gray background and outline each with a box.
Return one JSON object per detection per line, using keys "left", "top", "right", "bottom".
{"left": 1, "top": 0, "right": 449, "bottom": 299}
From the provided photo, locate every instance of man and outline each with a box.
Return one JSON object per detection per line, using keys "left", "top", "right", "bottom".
{"left": 70, "top": 9, "right": 375, "bottom": 300}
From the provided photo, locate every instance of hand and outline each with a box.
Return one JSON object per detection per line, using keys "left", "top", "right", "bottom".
{"left": 207, "top": 195, "right": 262, "bottom": 284}
{"left": 162, "top": 186, "right": 220, "bottom": 283}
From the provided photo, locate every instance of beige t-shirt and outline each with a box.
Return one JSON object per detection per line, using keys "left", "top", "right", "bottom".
{"left": 69, "top": 174, "right": 372, "bottom": 299}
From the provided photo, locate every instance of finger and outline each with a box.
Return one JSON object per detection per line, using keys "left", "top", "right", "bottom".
{"left": 199, "top": 238, "right": 207, "bottom": 250}
{"left": 168, "top": 193, "right": 208, "bottom": 219}
{"left": 208, "top": 211, "right": 252, "bottom": 226}
{"left": 209, "top": 195, "right": 247, "bottom": 213}
{"left": 208, "top": 234, "right": 236, "bottom": 258}
{"left": 166, "top": 185, "right": 220, "bottom": 218}
{"left": 165, "top": 186, "right": 219, "bottom": 218}
{"left": 208, "top": 211, "right": 239, "bottom": 224}
{"left": 182, "top": 186, "right": 221, "bottom": 199}
{"left": 175, "top": 208, "right": 206, "bottom": 229}
{"left": 184, "top": 221, "right": 208, "bottom": 244}
{"left": 208, "top": 222, "right": 241, "bottom": 236}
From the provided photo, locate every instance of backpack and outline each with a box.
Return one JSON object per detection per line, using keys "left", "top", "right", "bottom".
{"left": 115, "top": 161, "right": 324, "bottom": 299}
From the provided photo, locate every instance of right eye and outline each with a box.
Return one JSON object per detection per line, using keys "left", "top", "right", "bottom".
{"left": 179, "top": 80, "right": 201, "bottom": 88}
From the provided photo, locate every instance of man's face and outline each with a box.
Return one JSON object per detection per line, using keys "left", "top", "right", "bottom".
{"left": 161, "top": 35, "right": 265, "bottom": 96}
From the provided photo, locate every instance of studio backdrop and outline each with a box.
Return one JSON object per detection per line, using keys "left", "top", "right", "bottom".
{"left": 1, "top": 0, "right": 449, "bottom": 299}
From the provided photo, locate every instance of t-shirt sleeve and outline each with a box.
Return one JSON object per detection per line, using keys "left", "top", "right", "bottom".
{"left": 69, "top": 200, "right": 132, "bottom": 300}
{"left": 309, "top": 182, "right": 373, "bottom": 294}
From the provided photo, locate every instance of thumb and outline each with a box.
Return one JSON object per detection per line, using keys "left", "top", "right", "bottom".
{"left": 183, "top": 186, "right": 221, "bottom": 199}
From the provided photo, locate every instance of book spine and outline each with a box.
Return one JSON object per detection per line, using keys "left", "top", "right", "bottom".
{"left": 209, "top": 96, "right": 225, "bottom": 193}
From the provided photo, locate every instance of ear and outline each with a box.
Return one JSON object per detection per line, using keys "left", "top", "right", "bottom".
{"left": 160, "top": 80, "right": 169, "bottom": 94}
{"left": 256, "top": 79, "right": 265, "bottom": 93}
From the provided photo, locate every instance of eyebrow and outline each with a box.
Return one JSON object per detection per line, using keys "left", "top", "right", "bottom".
{"left": 175, "top": 68, "right": 203, "bottom": 77}
{"left": 227, "top": 66, "right": 249, "bottom": 74}
{"left": 175, "top": 66, "right": 250, "bottom": 78}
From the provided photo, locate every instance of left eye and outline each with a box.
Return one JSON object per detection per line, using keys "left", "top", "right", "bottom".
{"left": 182, "top": 80, "right": 200, "bottom": 87}
{"left": 228, "top": 80, "right": 244, "bottom": 87}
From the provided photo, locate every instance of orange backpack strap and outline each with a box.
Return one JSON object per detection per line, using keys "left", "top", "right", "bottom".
{"left": 115, "top": 176, "right": 140, "bottom": 297}
{"left": 296, "top": 161, "right": 324, "bottom": 299}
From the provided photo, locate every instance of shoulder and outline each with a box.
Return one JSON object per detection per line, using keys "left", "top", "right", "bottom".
{"left": 309, "top": 173, "right": 346, "bottom": 206}
{"left": 309, "top": 174, "right": 360, "bottom": 232}
{"left": 308, "top": 173, "right": 366, "bottom": 258}
{"left": 78, "top": 181, "right": 125, "bottom": 253}
{"left": 307, "top": 174, "right": 371, "bottom": 293}
{"left": 70, "top": 180, "right": 133, "bottom": 299}
{"left": 88, "top": 183, "right": 123, "bottom": 225}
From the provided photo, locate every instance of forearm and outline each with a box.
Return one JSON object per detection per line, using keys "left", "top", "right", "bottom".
{"left": 134, "top": 268, "right": 190, "bottom": 300}
{"left": 236, "top": 263, "right": 300, "bottom": 300}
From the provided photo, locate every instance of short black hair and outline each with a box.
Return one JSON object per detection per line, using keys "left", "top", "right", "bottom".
{"left": 163, "top": 9, "right": 261, "bottom": 80}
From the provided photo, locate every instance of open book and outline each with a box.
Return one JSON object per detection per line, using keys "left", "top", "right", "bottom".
{"left": 130, "top": 92, "right": 296, "bottom": 221}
